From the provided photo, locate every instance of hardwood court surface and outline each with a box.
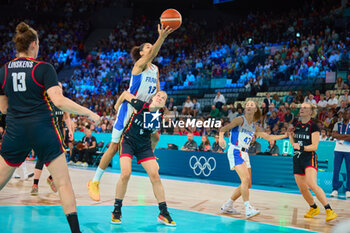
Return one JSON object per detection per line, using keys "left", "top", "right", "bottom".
{"left": 1, "top": 163, "right": 349, "bottom": 233}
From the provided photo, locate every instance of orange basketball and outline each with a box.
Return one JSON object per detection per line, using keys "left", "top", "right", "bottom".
{"left": 160, "top": 9, "right": 182, "bottom": 31}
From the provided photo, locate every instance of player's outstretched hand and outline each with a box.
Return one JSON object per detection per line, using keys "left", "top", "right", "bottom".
{"left": 89, "top": 112, "right": 101, "bottom": 125}
{"left": 158, "top": 24, "right": 174, "bottom": 39}
{"left": 219, "top": 138, "right": 227, "bottom": 149}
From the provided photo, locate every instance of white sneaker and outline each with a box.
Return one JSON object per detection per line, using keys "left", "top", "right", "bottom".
{"left": 346, "top": 191, "right": 350, "bottom": 199}
{"left": 221, "top": 202, "right": 240, "bottom": 214}
{"left": 68, "top": 160, "right": 74, "bottom": 165}
{"left": 245, "top": 206, "right": 260, "bottom": 219}
{"left": 75, "top": 161, "right": 82, "bottom": 166}
{"left": 330, "top": 190, "right": 338, "bottom": 197}
{"left": 82, "top": 162, "right": 88, "bottom": 167}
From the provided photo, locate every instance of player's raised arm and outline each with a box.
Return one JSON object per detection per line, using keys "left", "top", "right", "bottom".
{"left": 132, "top": 24, "right": 173, "bottom": 74}
{"left": 114, "top": 91, "right": 137, "bottom": 112}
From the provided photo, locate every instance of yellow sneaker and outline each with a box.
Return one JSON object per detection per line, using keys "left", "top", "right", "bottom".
{"left": 111, "top": 211, "right": 121, "bottom": 224}
{"left": 157, "top": 213, "right": 176, "bottom": 226}
{"left": 325, "top": 209, "right": 337, "bottom": 222}
{"left": 304, "top": 206, "right": 320, "bottom": 218}
{"left": 87, "top": 180, "right": 100, "bottom": 201}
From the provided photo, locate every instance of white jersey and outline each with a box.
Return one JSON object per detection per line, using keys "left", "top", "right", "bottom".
{"left": 229, "top": 116, "right": 256, "bottom": 148}
{"left": 128, "top": 63, "right": 158, "bottom": 101}
{"left": 112, "top": 63, "right": 158, "bottom": 143}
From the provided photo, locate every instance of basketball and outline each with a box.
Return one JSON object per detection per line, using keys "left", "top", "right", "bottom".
{"left": 160, "top": 9, "right": 182, "bottom": 30}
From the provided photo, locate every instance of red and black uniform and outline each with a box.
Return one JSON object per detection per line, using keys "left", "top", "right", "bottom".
{"left": 119, "top": 98, "right": 163, "bottom": 164}
{"left": 0, "top": 57, "right": 65, "bottom": 167}
{"left": 293, "top": 120, "right": 319, "bottom": 175}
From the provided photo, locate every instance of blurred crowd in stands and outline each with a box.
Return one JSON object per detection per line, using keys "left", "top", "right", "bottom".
{"left": 0, "top": 0, "right": 349, "bottom": 157}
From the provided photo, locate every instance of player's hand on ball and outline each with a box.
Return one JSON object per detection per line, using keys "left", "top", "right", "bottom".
{"left": 158, "top": 24, "right": 174, "bottom": 39}
{"left": 292, "top": 143, "right": 300, "bottom": 150}
{"left": 219, "top": 138, "right": 226, "bottom": 149}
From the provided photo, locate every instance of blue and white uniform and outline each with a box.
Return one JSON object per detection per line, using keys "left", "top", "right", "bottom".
{"left": 227, "top": 116, "right": 256, "bottom": 170}
{"left": 112, "top": 64, "right": 158, "bottom": 143}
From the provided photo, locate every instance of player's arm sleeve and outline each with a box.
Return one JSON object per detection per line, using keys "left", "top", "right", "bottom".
{"left": 311, "top": 123, "right": 320, "bottom": 133}
{"left": 128, "top": 99, "right": 145, "bottom": 112}
{"left": 36, "top": 63, "right": 59, "bottom": 90}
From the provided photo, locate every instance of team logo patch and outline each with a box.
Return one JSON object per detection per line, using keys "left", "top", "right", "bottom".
{"left": 144, "top": 110, "right": 162, "bottom": 129}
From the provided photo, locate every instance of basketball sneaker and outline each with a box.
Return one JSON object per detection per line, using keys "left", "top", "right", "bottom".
{"left": 346, "top": 191, "right": 350, "bottom": 199}
{"left": 330, "top": 190, "right": 338, "bottom": 197}
{"left": 245, "top": 205, "right": 260, "bottom": 219}
{"left": 158, "top": 212, "right": 176, "bottom": 226}
{"left": 304, "top": 206, "right": 320, "bottom": 218}
{"left": 221, "top": 201, "right": 241, "bottom": 214}
{"left": 87, "top": 180, "right": 100, "bottom": 201}
{"left": 31, "top": 184, "right": 38, "bottom": 196}
{"left": 325, "top": 209, "right": 337, "bottom": 222}
{"left": 47, "top": 176, "right": 57, "bottom": 193}
{"left": 111, "top": 211, "right": 122, "bottom": 224}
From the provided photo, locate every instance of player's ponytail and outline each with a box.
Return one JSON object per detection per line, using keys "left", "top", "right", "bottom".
{"left": 130, "top": 43, "right": 146, "bottom": 62}
{"left": 13, "top": 22, "right": 38, "bottom": 53}
{"left": 253, "top": 101, "right": 261, "bottom": 122}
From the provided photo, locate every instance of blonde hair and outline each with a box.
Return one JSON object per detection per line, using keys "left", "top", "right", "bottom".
{"left": 303, "top": 102, "right": 317, "bottom": 118}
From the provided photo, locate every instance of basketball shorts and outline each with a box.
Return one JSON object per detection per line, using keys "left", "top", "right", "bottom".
{"left": 227, "top": 144, "right": 251, "bottom": 170}
{"left": 1, "top": 117, "right": 66, "bottom": 167}
{"left": 293, "top": 151, "right": 317, "bottom": 175}
{"left": 119, "top": 135, "right": 155, "bottom": 164}
{"left": 111, "top": 101, "right": 134, "bottom": 143}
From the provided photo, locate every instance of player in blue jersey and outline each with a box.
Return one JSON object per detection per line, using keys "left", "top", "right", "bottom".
{"left": 219, "top": 101, "right": 287, "bottom": 218}
{"left": 88, "top": 24, "right": 173, "bottom": 201}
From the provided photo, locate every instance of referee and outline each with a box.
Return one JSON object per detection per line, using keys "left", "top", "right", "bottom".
{"left": 331, "top": 109, "right": 350, "bottom": 198}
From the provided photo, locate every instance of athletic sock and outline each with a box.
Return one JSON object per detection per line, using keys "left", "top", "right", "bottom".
{"left": 244, "top": 201, "right": 251, "bottom": 209}
{"left": 159, "top": 202, "right": 169, "bottom": 215}
{"left": 66, "top": 212, "right": 81, "bottom": 233}
{"left": 324, "top": 204, "right": 332, "bottom": 210}
{"left": 92, "top": 167, "right": 105, "bottom": 182}
{"left": 113, "top": 199, "right": 123, "bottom": 213}
{"left": 226, "top": 198, "right": 234, "bottom": 205}
{"left": 310, "top": 203, "right": 317, "bottom": 209}
{"left": 34, "top": 179, "right": 39, "bottom": 185}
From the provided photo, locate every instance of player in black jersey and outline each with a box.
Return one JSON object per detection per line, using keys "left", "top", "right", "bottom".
{"left": 288, "top": 102, "right": 337, "bottom": 222}
{"left": 110, "top": 90, "right": 176, "bottom": 226}
{"left": 31, "top": 82, "right": 74, "bottom": 195}
{"left": 0, "top": 22, "right": 100, "bottom": 233}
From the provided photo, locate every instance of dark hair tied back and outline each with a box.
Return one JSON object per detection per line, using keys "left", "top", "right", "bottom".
{"left": 130, "top": 43, "right": 146, "bottom": 62}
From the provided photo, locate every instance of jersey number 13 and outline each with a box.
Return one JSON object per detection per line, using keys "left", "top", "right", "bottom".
{"left": 12, "top": 72, "right": 27, "bottom": 92}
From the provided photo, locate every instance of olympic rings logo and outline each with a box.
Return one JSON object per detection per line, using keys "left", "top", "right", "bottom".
{"left": 189, "top": 156, "right": 216, "bottom": 177}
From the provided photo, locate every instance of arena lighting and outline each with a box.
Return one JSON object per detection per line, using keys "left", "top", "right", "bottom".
{"left": 296, "top": 32, "right": 301, "bottom": 37}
